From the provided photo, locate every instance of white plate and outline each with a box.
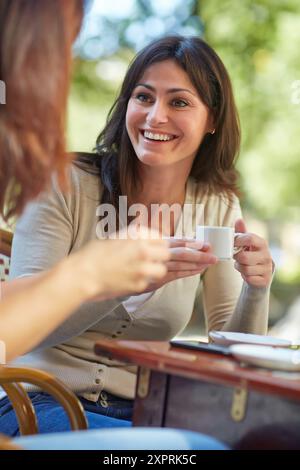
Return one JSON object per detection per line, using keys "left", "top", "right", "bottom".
{"left": 229, "top": 344, "right": 300, "bottom": 371}
{"left": 209, "top": 330, "right": 292, "bottom": 348}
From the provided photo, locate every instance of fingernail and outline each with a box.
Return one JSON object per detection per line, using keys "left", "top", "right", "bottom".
{"left": 188, "top": 242, "right": 204, "bottom": 249}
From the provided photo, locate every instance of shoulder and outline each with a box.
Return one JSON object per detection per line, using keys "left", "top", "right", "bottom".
{"left": 69, "top": 153, "right": 102, "bottom": 193}
{"left": 51, "top": 153, "right": 103, "bottom": 203}
{"left": 25, "top": 153, "right": 104, "bottom": 225}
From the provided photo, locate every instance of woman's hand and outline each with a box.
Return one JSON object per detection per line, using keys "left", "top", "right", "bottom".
{"left": 142, "top": 237, "right": 218, "bottom": 292}
{"left": 234, "top": 219, "right": 273, "bottom": 288}
{"left": 77, "top": 227, "right": 170, "bottom": 300}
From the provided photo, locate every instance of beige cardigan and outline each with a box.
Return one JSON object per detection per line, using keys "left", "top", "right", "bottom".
{"left": 8, "top": 163, "right": 269, "bottom": 400}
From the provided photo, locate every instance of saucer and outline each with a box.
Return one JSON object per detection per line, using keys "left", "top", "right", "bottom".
{"left": 209, "top": 331, "right": 292, "bottom": 348}
{"left": 229, "top": 344, "right": 300, "bottom": 371}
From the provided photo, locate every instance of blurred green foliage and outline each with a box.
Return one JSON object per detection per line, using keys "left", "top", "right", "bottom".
{"left": 199, "top": 0, "right": 300, "bottom": 218}
{"left": 199, "top": 1, "right": 300, "bottom": 310}
{"left": 68, "top": 54, "right": 131, "bottom": 151}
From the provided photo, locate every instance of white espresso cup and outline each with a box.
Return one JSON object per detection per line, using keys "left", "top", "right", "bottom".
{"left": 196, "top": 226, "right": 240, "bottom": 260}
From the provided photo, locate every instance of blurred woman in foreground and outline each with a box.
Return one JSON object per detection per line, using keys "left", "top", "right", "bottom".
{"left": 0, "top": 0, "right": 169, "bottom": 362}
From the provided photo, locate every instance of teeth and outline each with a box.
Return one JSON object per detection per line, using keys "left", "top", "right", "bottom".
{"left": 144, "top": 131, "right": 173, "bottom": 141}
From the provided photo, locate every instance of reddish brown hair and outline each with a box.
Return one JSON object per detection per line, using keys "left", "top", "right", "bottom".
{"left": 0, "top": 0, "right": 83, "bottom": 220}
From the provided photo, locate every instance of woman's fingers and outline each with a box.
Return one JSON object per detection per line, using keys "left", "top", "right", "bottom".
{"left": 167, "top": 261, "right": 210, "bottom": 272}
{"left": 135, "top": 239, "right": 170, "bottom": 262}
{"left": 165, "top": 237, "right": 212, "bottom": 250}
{"left": 234, "top": 262, "right": 266, "bottom": 277}
{"left": 233, "top": 231, "right": 273, "bottom": 288}
{"left": 163, "top": 268, "right": 209, "bottom": 282}
{"left": 137, "top": 261, "right": 168, "bottom": 281}
{"left": 169, "top": 247, "right": 217, "bottom": 264}
{"left": 234, "top": 249, "right": 270, "bottom": 266}
{"left": 234, "top": 232, "right": 267, "bottom": 251}
{"left": 240, "top": 274, "right": 271, "bottom": 288}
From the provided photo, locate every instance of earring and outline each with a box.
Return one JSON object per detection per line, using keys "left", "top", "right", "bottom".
{"left": 210, "top": 129, "right": 215, "bottom": 135}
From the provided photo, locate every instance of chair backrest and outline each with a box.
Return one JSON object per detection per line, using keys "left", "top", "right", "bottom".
{"left": 0, "top": 228, "right": 12, "bottom": 281}
{"left": 0, "top": 365, "right": 88, "bottom": 435}
{"left": 0, "top": 433, "right": 21, "bottom": 450}
{"left": 0, "top": 228, "right": 13, "bottom": 257}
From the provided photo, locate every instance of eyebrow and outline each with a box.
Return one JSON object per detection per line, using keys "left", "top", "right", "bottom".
{"left": 134, "top": 83, "right": 197, "bottom": 97}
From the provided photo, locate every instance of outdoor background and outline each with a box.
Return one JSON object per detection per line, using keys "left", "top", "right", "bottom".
{"left": 68, "top": 0, "right": 300, "bottom": 339}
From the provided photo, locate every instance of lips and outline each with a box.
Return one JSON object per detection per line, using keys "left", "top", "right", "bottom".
{"left": 140, "top": 129, "right": 178, "bottom": 142}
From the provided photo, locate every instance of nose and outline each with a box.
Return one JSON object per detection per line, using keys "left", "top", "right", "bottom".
{"left": 146, "top": 100, "right": 168, "bottom": 126}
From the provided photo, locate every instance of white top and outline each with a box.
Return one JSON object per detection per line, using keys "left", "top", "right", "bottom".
{"left": 123, "top": 292, "right": 154, "bottom": 314}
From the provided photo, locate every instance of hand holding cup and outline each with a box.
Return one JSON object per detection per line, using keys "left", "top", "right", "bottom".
{"left": 233, "top": 219, "right": 273, "bottom": 288}
{"left": 141, "top": 236, "right": 218, "bottom": 293}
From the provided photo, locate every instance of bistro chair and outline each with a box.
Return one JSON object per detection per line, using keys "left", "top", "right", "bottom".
{"left": 0, "top": 366, "right": 88, "bottom": 435}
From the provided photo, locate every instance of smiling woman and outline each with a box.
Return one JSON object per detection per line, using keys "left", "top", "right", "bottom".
{"left": 0, "top": 0, "right": 170, "bottom": 362}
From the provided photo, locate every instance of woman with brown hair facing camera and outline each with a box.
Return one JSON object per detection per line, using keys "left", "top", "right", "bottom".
{"left": 0, "top": 0, "right": 169, "bottom": 362}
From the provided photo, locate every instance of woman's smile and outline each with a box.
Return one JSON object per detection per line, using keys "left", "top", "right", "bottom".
{"left": 140, "top": 129, "right": 179, "bottom": 144}
{"left": 126, "top": 59, "right": 211, "bottom": 169}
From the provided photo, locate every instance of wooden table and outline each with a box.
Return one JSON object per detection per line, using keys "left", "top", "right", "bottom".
{"left": 94, "top": 340, "right": 300, "bottom": 449}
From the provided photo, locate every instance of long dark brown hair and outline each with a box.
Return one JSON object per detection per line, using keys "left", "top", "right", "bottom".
{"left": 0, "top": 0, "right": 83, "bottom": 220}
{"left": 93, "top": 35, "right": 240, "bottom": 207}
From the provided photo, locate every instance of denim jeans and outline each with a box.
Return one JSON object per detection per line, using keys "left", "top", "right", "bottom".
{"left": 0, "top": 391, "right": 132, "bottom": 437}
{"left": 80, "top": 390, "right": 133, "bottom": 420}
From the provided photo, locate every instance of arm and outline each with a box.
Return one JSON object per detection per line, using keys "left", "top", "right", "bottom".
{"left": 202, "top": 196, "right": 269, "bottom": 335}
{"left": 221, "top": 282, "right": 269, "bottom": 334}
{"left": 1, "top": 233, "right": 169, "bottom": 361}
{"left": 0, "top": 257, "right": 95, "bottom": 362}
{"left": 203, "top": 248, "right": 269, "bottom": 335}
{"left": 5, "top": 168, "right": 169, "bottom": 352}
{"left": 1, "top": 274, "right": 42, "bottom": 297}
{"left": 202, "top": 258, "right": 243, "bottom": 332}
{"left": 8, "top": 168, "right": 119, "bottom": 347}
{"left": 223, "top": 218, "right": 273, "bottom": 334}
